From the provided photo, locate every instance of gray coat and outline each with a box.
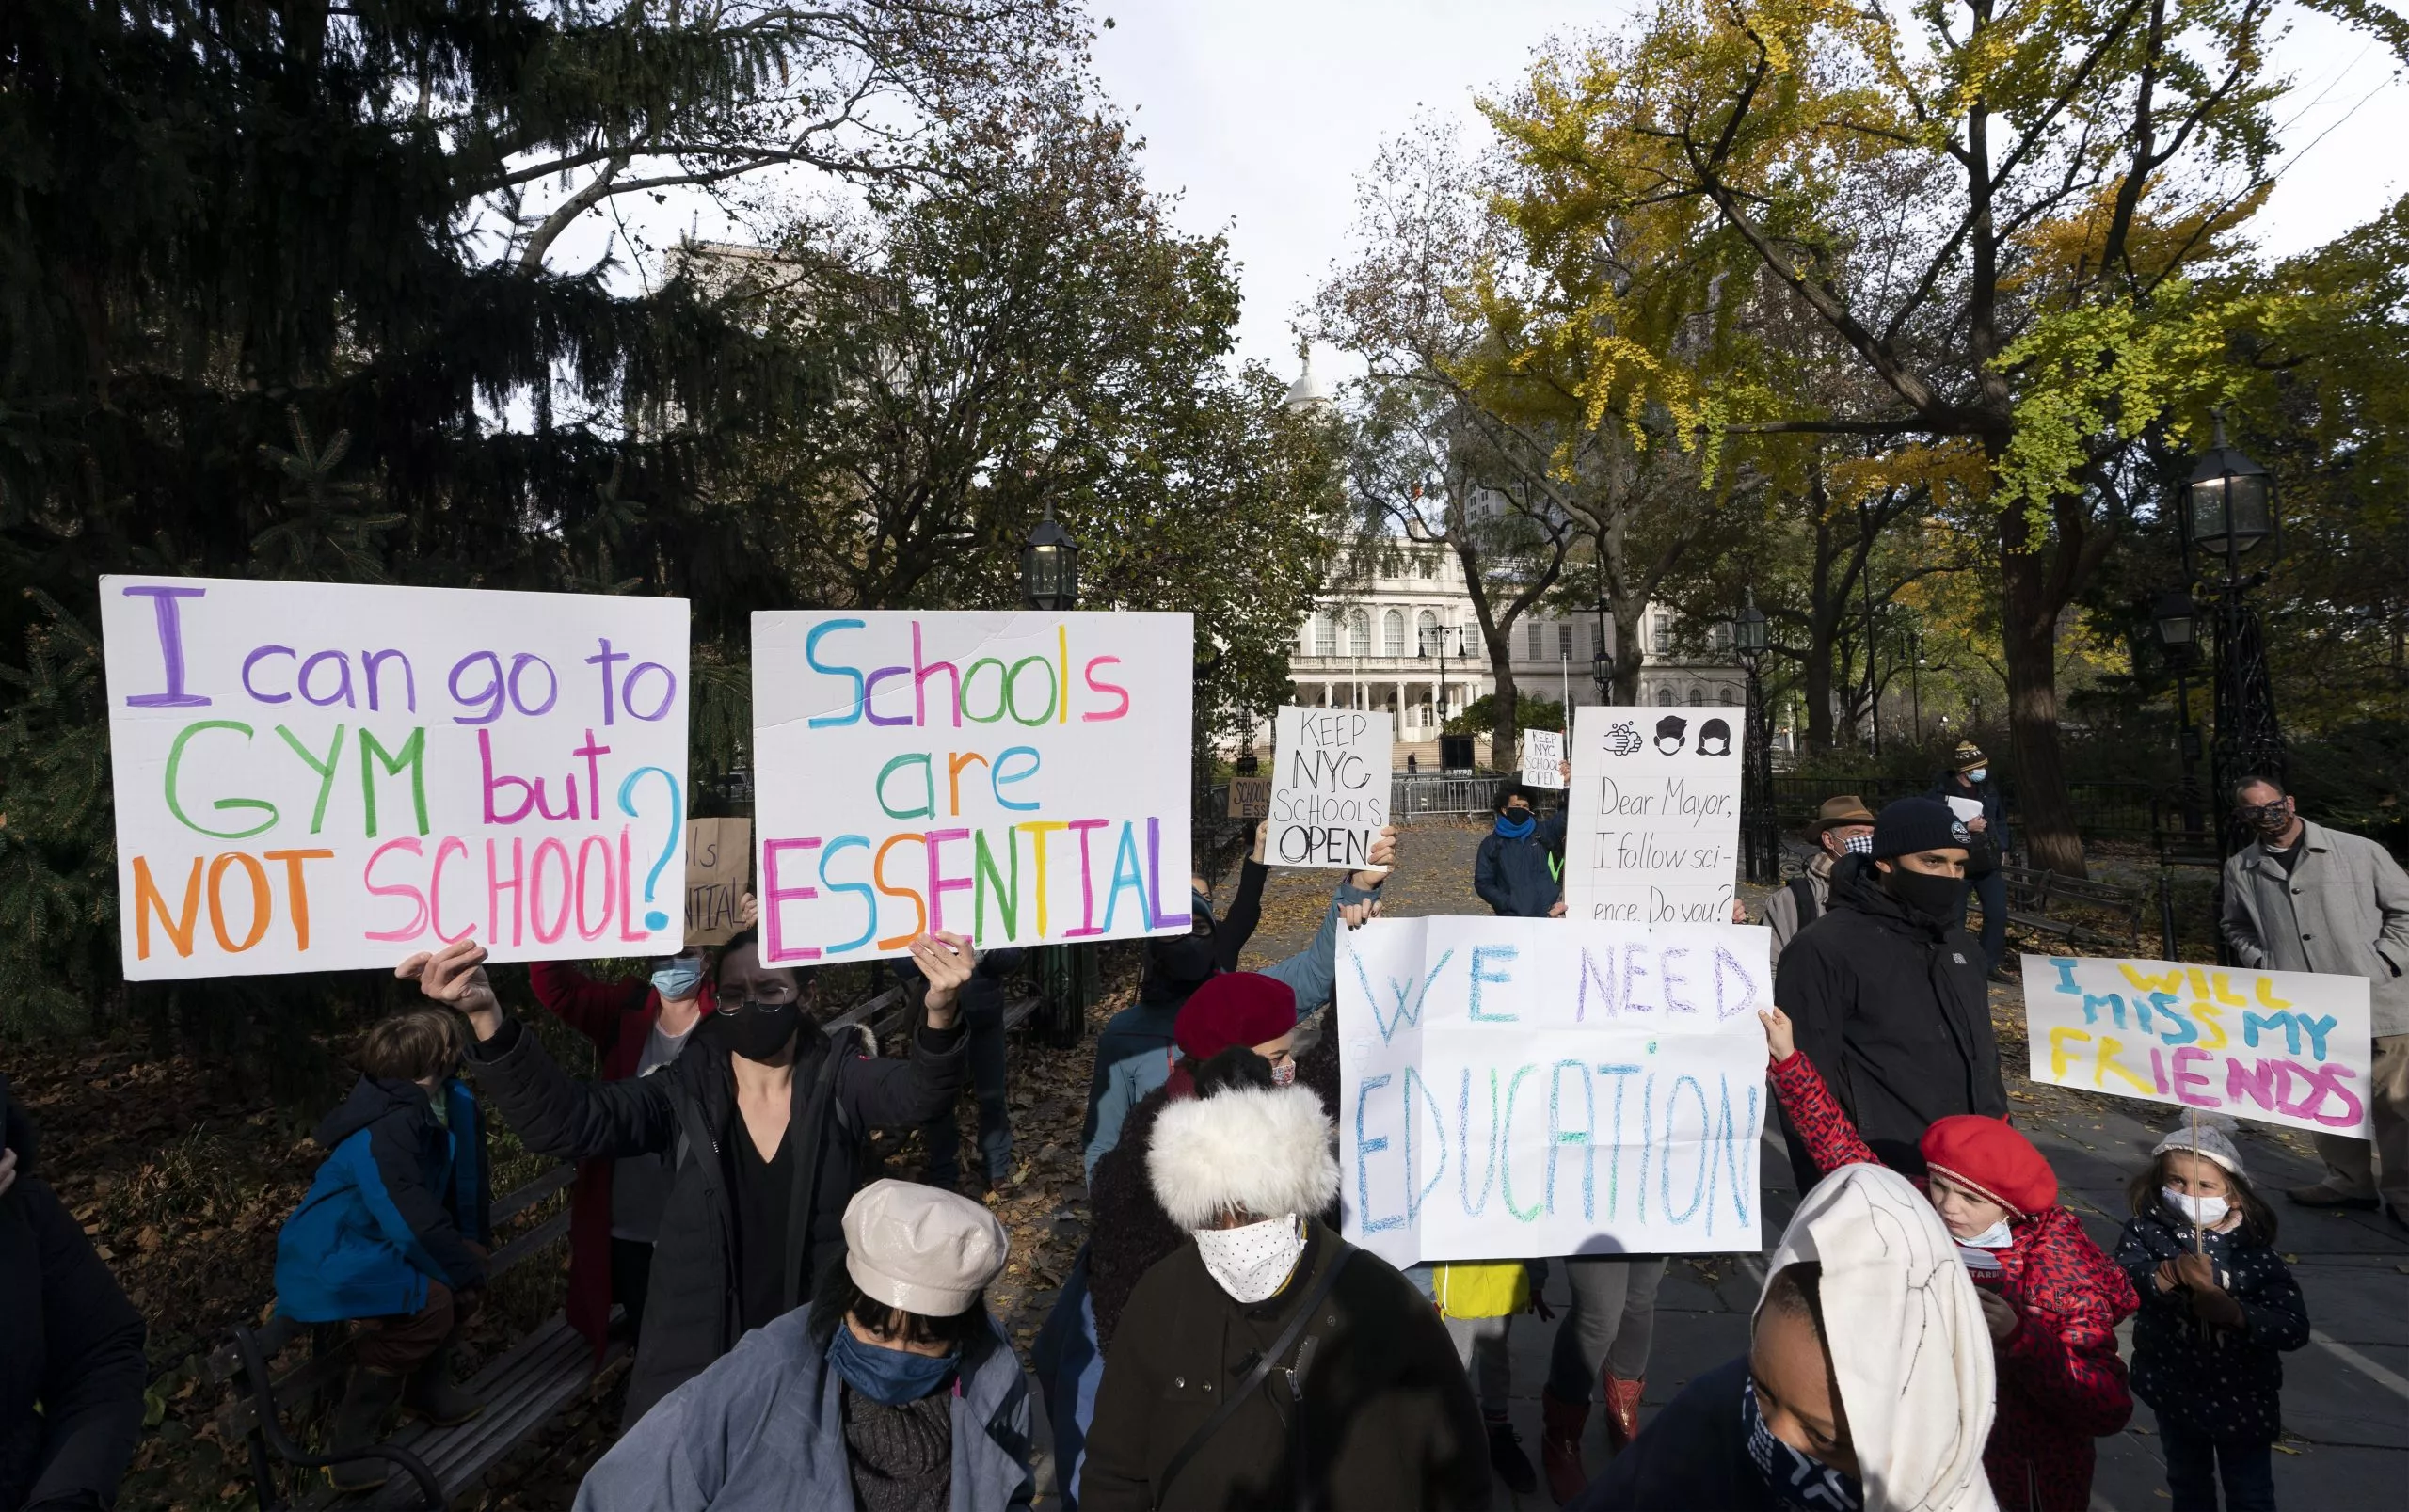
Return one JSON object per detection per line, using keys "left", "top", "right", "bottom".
{"left": 574, "top": 1307, "right": 1034, "bottom": 1511}
{"left": 2222, "top": 820, "right": 2409, "bottom": 1036}
{"left": 1759, "top": 851, "right": 1836, "bottom": 967}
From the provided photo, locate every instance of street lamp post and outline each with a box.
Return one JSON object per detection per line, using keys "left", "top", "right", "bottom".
{"left": 1591, "top": 597, "right": 1613, "bottom": 701}
{"left": 2151, "top": 591, "right": 2205, "bottom": 838}
{"left": 1020, "top": 501, "right": 1081, "bottom": 612}
{"left": 1020, "top": 503, "right": 1091, "bottom": 1045}
{"left": 1734, "top": 590, "right": 1780, "bottom": 885}
{"left": 2179, "top": 416, "right": 2284, "bottom": 857}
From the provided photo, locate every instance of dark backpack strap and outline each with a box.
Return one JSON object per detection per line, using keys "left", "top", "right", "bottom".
{"left": 1788, "top": 875, "right": 1821, "bottom": 928}
{"left": 1154, "top": 1241, "right": 1357, "bottom": 1512}
{"left": 780, "top": 1027, "right": 858, "bottom": 1314}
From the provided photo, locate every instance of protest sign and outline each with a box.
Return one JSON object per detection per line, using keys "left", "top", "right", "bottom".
{"left": 1226, "top": 776, "right": 1270, "bottom": 820}
{"left": 102, "top": 575, "right": 690, "bottom": 979}
{"left": 1266, "top": 708, "right": 1391, "bottom": 869}
{"left": 2021, "top": 954, "right": 2373, "bottom": 1138}
{"left": 751, "top": 611, "right": 1192, "bottom": 963}
{"left": 1562, "top": 706, "right": 1742, "bottom": 925}
{"left": 1337, "top": 915, "right": 1770, "bottom": 1267}
{"left": 1521, "top": 729, "right": 1566, "bottom": 790}
{"left": 685, "top": 819, "right": 751, "bottom": 946}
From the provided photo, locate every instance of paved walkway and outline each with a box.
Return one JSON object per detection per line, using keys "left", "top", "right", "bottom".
{"left": 1231, "top": 820, "right": 2409, "bottom": 1510}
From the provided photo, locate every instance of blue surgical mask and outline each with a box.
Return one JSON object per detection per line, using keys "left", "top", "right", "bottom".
{"left": 1495, "top": 812, "right": 1536, "bottom": 840}
{"left": 1968, "top": 767, "right": 1988, "bottom": 784}
{"left": 651, "top": 952, "right": 705, "bottom": 1001}
{"left": 826, "top": 1319, "right": 959, "bottom": 1406}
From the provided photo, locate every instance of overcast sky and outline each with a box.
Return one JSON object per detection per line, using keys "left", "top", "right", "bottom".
{"left": 1087, "top": 0, "right": 2409, "bottom": 379}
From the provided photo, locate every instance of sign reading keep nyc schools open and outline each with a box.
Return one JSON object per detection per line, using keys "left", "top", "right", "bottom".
{"left": 1267, "top": 708, "right": 1392, "bottom": 869}
{"left": 1563, "top": 706, "right": 1742, "bottom": 926}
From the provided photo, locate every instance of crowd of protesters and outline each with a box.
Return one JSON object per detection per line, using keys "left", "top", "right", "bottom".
{"left": 5, "top": 765, "right": 2403, "bottom": 1512}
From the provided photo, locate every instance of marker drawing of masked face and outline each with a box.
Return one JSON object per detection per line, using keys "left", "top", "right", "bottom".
{"left": 1697, "top": 718, "right": 1732, "bottom": 757}
{"left": 1653, "top": 715, "right": 1687, "bottom": 756}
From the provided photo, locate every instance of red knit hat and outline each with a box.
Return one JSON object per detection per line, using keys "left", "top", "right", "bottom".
{"left": 1919, "top": 1115, "right": 2057, "bottom": 1218}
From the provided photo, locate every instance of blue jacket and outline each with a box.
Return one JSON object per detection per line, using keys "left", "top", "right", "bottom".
{"left": 574, "top": 1306, "right": 1034, "bottom": 1511}
{"left": 1475, "top": 812, "right": 1567, "bottom": 916}
{"left": 275, "top": 1074, "right": 491, "bottom": 1323}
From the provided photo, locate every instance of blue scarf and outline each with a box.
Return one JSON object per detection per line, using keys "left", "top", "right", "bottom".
{"left": 1494, "top": 812, "right": 1536, "bottom": 840}
{"left": 827, "top": 1323, "right": 959, "bottom": 1407}
{"left": 1742, "top": 1377, "right": 1863, "bottom": 1511}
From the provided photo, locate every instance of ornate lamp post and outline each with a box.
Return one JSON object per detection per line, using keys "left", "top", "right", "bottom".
{"left": 2179, "top": 416, "right": 2283, "bottom": 854}
{"left": 1020, "top": 501, "right": 1081, "bottom": 611}
{"left": 1591, "top": 597, "right": 1614, "bottom": 700}
{"left": 2150, "top": 590, "right": 2205, "bottom": 838}
{"left": 1734, "top": 589, "right": 1780, "bottom": 884}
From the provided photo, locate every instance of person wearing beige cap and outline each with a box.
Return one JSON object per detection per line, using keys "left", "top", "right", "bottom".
{"left": 575, "top": 1178, "right": 1031, "bottom": 1511}
{"left": 1760, "top": 795, "right": 1878, "bottom": 968}
{"left": 1930, "top": 741, "right": 2012, "bottom": 979}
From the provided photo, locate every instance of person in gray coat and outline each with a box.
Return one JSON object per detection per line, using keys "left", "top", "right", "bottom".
{"left": 1758, "top": 795, "right": 1877, "bottom": 967}
{"left": 2222, "top": 777, "right": 2409, "bottom": 1223}
{"left": 575, "top": 1179, "right": 1031, "bottom": 1511}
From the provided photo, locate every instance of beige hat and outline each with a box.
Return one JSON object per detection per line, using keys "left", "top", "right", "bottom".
{"left": 841, "top": 1179, "right": 1010, "bottom": 1317}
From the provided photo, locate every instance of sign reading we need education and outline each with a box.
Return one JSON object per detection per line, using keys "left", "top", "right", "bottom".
{"left": 2022, "top": 954, "right": 2373, "bottom": 1138}
{"left": 1337, "top": 915, "right": 1771, "bottom": 1267}
{"left": 1267, "top": 707, "right": 1391, "bottom": 869}
{"left": 1563, "top": 705, "right": 1742, "bottom": 926}
{"left": 751, "top": 611, "right": 1192, "bottom": 963}
{"left": 102, "top": 576, "right": 691, "bottom": 979}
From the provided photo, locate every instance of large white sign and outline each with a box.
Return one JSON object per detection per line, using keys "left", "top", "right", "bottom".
{"left": 1520, "top": 729, "right": 1566, "bottom": 790}
{"left": 2022, "top": 954, "right": 2373, "bottom": 1138}
{"left": 102, "top": 576, "right": 691, "bottom": 979}
{"left": 1564, "top": 706, "right": 1742, "bottom": 925}
{"left": 1267, "top": 708, "right": 1391, "bottom": 869}
{"left": 1337, "top": 916, "right": 1770, "bottom": 1267}
{"left": 751, "top": 612, "right": 1192, "bottom": 963}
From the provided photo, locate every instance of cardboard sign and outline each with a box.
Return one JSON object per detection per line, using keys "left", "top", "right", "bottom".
{"left": 102, "top": 575, "right": 690, "bottom": 979}
{"left": 1227, "top": 777, "right": 1270, "bottom": 820}
{"left": 750, "top": 611, "right": 1192, "bottom": 962}
{"left": 684, "top": 819, "right": 752, "bottom": 946}
{"left": 2021, "top": 954, "right": 2373, "bottom": 1138}
{"left": 1563, "top": 706, "right": 1741, "bottom": 925}
{"left": 1266, "top": 708, "right": 1392, "bottom": 869}
{"left": 1337, "top": 915, "right": 1770, "bottom": 1266}
{"left": 1521, "top": 729, "right": 1567, "bottom": 789}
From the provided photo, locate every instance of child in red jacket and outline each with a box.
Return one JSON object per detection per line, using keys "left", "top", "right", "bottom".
{"left": 1763, "top": 1006, "right": 2138, "bottom": 1511}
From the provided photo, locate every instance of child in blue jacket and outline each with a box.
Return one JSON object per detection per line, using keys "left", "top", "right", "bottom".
{"left": 275, "top": 1006, "right": 492, "bottom": 1490}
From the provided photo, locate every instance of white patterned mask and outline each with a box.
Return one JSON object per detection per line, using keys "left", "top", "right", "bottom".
{"left": 1193, "top": 1215, "right": 1306, "bottom": 1304}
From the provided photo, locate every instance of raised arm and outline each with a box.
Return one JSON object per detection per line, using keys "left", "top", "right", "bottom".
{"left": 528, "top": 960, "right": 645, "bottom": 1050}
{"left": 1761, "top": 1007, "right": 1878, "bottom": 1175}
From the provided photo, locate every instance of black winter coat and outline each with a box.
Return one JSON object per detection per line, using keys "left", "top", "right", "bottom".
{"left": 1475, "top": 812, "right": 1567, "bottom": 917}
{"left": 1771, "top": 855, "right": 2006, "bottom": 1175}
{"left": 1082, "top": 1218, "right": 1491, "bottom": 1511}
{"left": 1, "top": 1076, "right": 146, "bottom": 1512}
{"left": 465, "top": 1005, "right": 965, "bottom": 1424}
{"left": 2114, "top": 1205, "right": 2309, "bottom": 1442}
{"left": 1570, "top": 1355, "right": 1770, "bottom": 1511}
{"left": 1928, "top": 769, "right": 2010, "bottom": 873}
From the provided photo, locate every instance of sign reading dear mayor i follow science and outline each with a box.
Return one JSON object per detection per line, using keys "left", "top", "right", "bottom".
{"left": 102, "top": 576, "right": 691, "bottom": 979}
{"left": 1565, "top": 705, "right": 1742, "bottom": 925}
{"left": 751, "top": 612, "right": 1192, "bottom": 963}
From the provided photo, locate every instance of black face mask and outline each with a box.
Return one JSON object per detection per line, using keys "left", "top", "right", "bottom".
{"left": 716, "top": 999, "right": 802, "bottom": 1062}
{"left": 1148, "top": 933, "right": 1219, "bottom": 993}
{"left": 1884, "top": 865, "right": 1969, "bottom": 925}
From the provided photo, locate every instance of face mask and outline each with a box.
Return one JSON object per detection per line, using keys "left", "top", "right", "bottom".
{"left": 2241, "top": 802, "right": 2292, "bottom": 837}
{"left": 1147, "top": 931, "right": 1220, "bottom": 994}
{"left": 651, "top": 952, "right": 705, "bottom": 1001}
{"left": 1884, "top": 865, "right": 1968, "bottom": 923}
{"left": 1743, "top": 1376, "right": 1863, "bottom": 1512}
{"left": 2162, "top": 1186, "right": 2230, "bottom": 1229}
{"left": 715, "top": 999, "right": 801, "bottom": 1062}
{"left": 825, "top": 1321, "right": 958, "bottom": 1406}
{"left": 1495, "top": 811, "right": 1536, "bottom": 839}
{"left": 1967, "top": 767, "right": 1987, "bottom": 784}
{"left": 1193, "top": 1214, "right": 1307, "bottom": 1304}
{"left": 1955, "top": 1218, "right": 2013, "bottom": 1272}
{"left": 1269, "top": 1059, "right": 1297, "bottom": 1088}
{"left": 1841, "top": 833, "right": 1874, "bottom": 856}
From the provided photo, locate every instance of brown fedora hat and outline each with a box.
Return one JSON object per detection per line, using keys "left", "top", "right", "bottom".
{"left": 1812, "top": 794, "right": 1878, "bottom": 834}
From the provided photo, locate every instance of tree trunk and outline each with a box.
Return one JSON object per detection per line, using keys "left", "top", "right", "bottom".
{"left": 1489, "top": 646, "right": 1521, "bottom": 772}
{"left": 1802, "top": 645, "right": 1835, "bottom": 755}
{"left": 1999, "top": 541, "right": 2086, "bottom": 877}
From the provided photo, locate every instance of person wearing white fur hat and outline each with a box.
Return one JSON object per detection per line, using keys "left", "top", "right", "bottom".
{"left": 574, "top": 1179, "right": 1032, "bottom": 1511}
{"left": 1079, "top": 1048, "right": 1491, "bottom": 1510}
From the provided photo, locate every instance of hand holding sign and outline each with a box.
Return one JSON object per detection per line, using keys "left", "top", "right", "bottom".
{"left": 399, "top": 938, "right": 503, "bottom": 1040}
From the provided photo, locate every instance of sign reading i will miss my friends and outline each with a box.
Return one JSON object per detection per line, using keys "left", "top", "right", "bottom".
{"left": 750, "top": 611, "right": 1193, "bottom": 963}
{"left": 1563, "top": 705, "right": 1742, "bottom": 926}
{"left": 1267, "top": 707, "right": 1392, "bottom": 869}
{"left": 101, "top": 576, "right": 692, "bottom": 979}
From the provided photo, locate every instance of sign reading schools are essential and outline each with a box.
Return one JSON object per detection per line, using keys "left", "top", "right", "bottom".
{"left": 2022, "top": 954, "right": 2374, "bottom": 1138}
{"left": 1267, "top": 708, "right": 1391, "bottom": 869}
{"left": 1563, "top": 706, "right": 1742, "bottom": 926}
{"left": 1338, "top": 915, "right": 1771, "bottom": 1267}
{"left": 1521, "top": 729, "right": 1566, "bottom": 790}
{"left": 102, "top": 576, "right": 690, "bottom": 979}
{"left": 751, "top": 612, "right": 1192, "bottom": 963}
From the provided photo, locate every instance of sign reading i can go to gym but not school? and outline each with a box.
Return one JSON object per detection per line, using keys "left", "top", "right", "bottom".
{"left": 2021, "top": 954, "right": 2374, "bottom": 1138}
{"left": 1563, "top": 705, "right": 1743, "bottom": 926}
{"left": 1337, "top": 915, "right": 1772, "bottom": 1266}
{"left": 750, "top": 611, "right": 1193, "bottom": 963}
{"left": 1266, "top": 707, "right": 1392, "bottom": 869}
{"left": 101, "top": 576, "right": 691, "bottom": 979}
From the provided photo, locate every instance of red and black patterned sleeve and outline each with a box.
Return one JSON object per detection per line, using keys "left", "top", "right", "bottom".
{"left": 1767, "top": 1050, "right": 1877, "bottom": 1174}
{"left": 1998, "top": 1218, "right": 2138, "bottom": 1437}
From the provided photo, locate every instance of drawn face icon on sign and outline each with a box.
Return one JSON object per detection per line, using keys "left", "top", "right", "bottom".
{"left": 1603, "top": 720, "right": 1642, "bottom": 756}
{"left": 1653, "top": 715, "right": 1687, "bottom": 756}
{"left": 1697, "top": 718, "right": 1731, "bottom": 756}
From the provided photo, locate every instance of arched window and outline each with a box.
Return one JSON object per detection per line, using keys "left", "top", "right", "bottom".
{"left": 1415, "top": 609, "right": 1439, "bottom": 654}
{"left": 1383, "top": 610, "right": 1406, "bottom": 657}
{"left": 1346, "top": 611, "right": 1371, "bottom": 656}
{"left": 1314, "top": 614, "right": 1337, "bottom": 657}
{"left": 1651, "top": 616, "right": 1672, "bottom": 654}
{"left": 1656, "top": 686, "right": 1677, "bottom": 707}
{"left": 1718, "top": 685, "right": 1738, "bottom": 706}
{"left": 1688, "top": 686, "right": 1705, "bottom": 707}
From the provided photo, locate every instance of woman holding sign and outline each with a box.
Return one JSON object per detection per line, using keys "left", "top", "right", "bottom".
{"left": 403, "top": 928, "right": 973, "bottom": 1427}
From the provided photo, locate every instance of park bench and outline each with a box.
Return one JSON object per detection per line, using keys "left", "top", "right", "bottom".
{"left": 822, "top": 983, "right": 1044, "bottom": 1040}
{"left": 1997, "top": 864, "right": 2150, "bottom": 954}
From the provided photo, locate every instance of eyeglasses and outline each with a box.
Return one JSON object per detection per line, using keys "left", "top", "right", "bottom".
{"left": 716, "top": 976, "right": 801, "bottom": 1009}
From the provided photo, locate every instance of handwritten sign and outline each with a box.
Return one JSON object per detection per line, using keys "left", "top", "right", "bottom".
{"left": 685, "top": 819, "right": 751, "bottom": 946}
{"left": 751, "top": 611, "right": 1192, "bottom": 963}
{"left": 1267, "top": 708, "right": 1391, "bottom": 869}
{"left": 1337, "top": 915, "right": 1770, "bottom": 1267}
{"left": 102, "top": 576, "right": 689, "bottom": 979}
{"left": 1226, "top": 777, "right": 1270, "bottom": 820}
{"left": 1563, "top": 705, "right": 1741, "bottom": 925}
{"left": 1521, "top": 729, "right": 1566, "bottom": 790}
{"left": 2021, "top": 954, "right": 2373, "bottom": 1138}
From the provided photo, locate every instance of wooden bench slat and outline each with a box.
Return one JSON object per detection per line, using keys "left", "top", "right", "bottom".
{"left": 1000, "top": 995, "right": 1040, "bottom": 1031}
{"left": 489, "top": 1163, "right": 575, "bottom": 1227}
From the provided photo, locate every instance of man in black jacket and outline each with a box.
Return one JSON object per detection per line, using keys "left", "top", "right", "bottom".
{"left": 1, "top": 1074, "right": 147, "bottom": 1512}
{"left": 1929, "top": 740, "right": 2013, "bottom": 979}
{"left": 1771, "top": 797, "right": 2006, "bottom": 1178}
{"left": 404, "top": 928, "right": 971, "bottom": 1427}
{"left": 1475, "top": 784, "right": 1569, "bottom": 917}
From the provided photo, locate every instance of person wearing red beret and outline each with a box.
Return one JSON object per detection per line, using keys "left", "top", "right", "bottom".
{"left": 1761, "top": 1005, "right": 2139, "bottom": 1512}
